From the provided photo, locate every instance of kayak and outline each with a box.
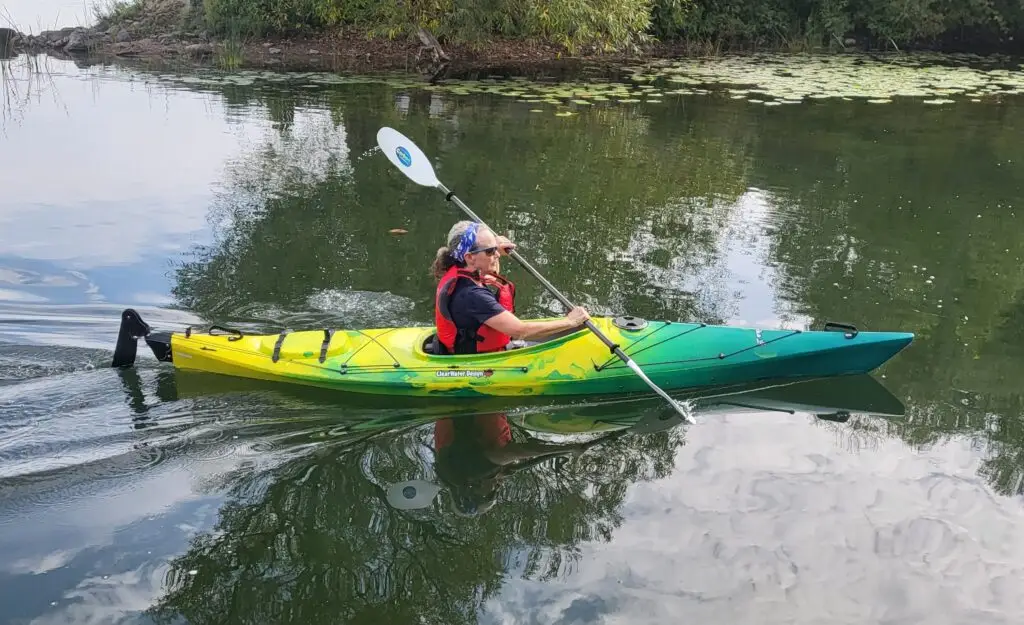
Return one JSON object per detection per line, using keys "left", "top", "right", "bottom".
{"left": 112, "top": 308, "right": 913, "bottom": 399}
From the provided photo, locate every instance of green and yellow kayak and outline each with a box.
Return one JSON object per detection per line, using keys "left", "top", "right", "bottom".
{"left": 113, "top": 308, "right": 913, "bottom": 400}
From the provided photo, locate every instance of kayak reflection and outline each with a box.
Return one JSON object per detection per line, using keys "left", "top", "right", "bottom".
{"left": 387, "top": 412, "right": 628, "bottom": 517}
{"left": 382, "top": 375, "right": 904, "bottom": 517}
{"left": 514, "top": 374, "right": 905, "bottom": 435}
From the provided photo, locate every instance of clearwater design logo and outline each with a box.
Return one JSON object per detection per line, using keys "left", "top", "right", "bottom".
{"left": 396, "top": 146, "right": 412, "bottom": 167}
{"left": 436, "top": 370, "right": 494, "bottom": 378}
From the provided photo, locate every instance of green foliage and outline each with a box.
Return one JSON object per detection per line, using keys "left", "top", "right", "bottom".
{"left": 810, "top": 0, "right": 853, "bottom": 46}
{"left": 203, "top": 0, "right": 327, "bottom": 36}
{"left": 519, "top": 0, "right": 654, "bottom": 52}
{"left": 199, "top": 0, "right": 651, "bottom": 52}
{"left": 653, "top": 0, "right": 853, "bottom": 47}
{"left": 92, "top": 0, "right": 1024, "bottom": 52}
{"left": 852, "top": 0, "right": 949, "bottom": 43}
{"left": 660, "top": 0, "right": 1024, "bottom": 48}
{"left": 92, "top": 0, "right": 146, "bottom": 26}
{"left": 649, "top": 0, "right": 695, "bottom": 37}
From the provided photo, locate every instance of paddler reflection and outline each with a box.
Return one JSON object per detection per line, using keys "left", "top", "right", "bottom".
{"left": 386, "top": 412, "right": 624, "bottom": 517}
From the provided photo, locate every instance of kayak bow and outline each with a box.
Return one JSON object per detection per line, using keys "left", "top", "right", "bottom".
{"left": 112, "top": 309, "right": 913, "bottom": 399}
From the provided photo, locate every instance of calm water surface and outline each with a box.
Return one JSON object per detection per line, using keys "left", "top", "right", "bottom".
{"left": 2, "top": 53, "right": 1024, "bottom": 624}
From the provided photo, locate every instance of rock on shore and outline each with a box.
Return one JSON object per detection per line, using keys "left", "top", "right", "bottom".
{"left": 0, "top": 27, "right": 18, "bottom": 56}
{"left": 5, "top": 0, "right": 195, "bottom": 56}
{"left": 13, "top": 27, "right": 99, "bottom": 54}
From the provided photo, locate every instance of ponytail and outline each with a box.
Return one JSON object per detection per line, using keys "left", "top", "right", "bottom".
{"left": 432, "top": 247, "right": 458, "bottom": 280}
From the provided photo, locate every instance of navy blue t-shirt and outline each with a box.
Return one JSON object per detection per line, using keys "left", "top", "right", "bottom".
{"left": 449, "top": 283, "right": 507, "bottom": 333}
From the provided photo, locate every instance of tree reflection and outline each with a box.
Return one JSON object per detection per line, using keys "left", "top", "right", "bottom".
{"left": 149, "top": 407, "right": 682, "bottom": 624}
{"left": 753, "top": 100, "right": 1024, "bottom": 496}
{"left": 170, "top": 84, "right": 754, "bottom": 329}
{"left": 162, "top": 70, "right": 1024, "bottom": 497}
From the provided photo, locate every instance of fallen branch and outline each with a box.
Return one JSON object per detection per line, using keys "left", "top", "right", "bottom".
{"left": 415, "top": 26, "right": 450, "bottom": 63}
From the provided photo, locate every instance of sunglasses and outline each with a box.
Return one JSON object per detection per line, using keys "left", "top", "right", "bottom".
{"left": 468, "top": 246, "right": 499, "bottom": 257}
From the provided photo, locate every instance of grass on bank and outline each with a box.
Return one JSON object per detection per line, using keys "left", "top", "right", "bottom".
{"left": 92, "top": 0, "right": 146, "bottom": 26}
{"left": 88, "top": 0, "right": 1024, "bottom": 57}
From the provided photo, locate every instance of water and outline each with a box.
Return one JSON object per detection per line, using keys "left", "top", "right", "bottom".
{"left": 2, "top": 53, "right": 1024, "bottom": 623}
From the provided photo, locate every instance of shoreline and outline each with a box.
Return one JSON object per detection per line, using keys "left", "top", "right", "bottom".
{"left": 1, "top": 23, "right": 707, "bottom": 76}
{"left": 4, "top": 22, "right": 1023, "bottom": 79}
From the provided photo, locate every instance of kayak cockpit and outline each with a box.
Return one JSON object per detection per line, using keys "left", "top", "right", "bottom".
{"left": 417, "top": 316, "right": 653, "bottom": 357}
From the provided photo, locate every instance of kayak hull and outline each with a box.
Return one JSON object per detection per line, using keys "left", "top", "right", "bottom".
{"left": 118, "top": 310, "right": 913, "bottom": 399}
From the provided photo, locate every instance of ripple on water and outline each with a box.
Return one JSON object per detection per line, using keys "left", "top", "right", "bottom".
{"left": 742, "top": 474, "right": 798, "bottom": 514}
{"left": 0, "top": 442, "right": 172, "bottom": 521}
{"left": 0, "top": 422, "right": 35, "bottom": 455}
{"left": 872, "top": 516, "right": 964, "bottom": 564}
{"left": 922, "top": 472, "right": 999, "bottom": 518}
{"left": 179, "top": 426, "right": 242, "bottom": 463}
{"left": 0, "top": 345, "right": 109, "bottom": 383}
{"left": 306, "top": 289, "right": 417, "bottom": 327}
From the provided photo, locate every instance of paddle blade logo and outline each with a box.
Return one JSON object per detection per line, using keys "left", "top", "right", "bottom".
{"left": 396, "top": 146, "right": 412, "bottom": 167}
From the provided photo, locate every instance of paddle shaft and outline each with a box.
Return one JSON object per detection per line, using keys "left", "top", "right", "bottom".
{"left": 437, "top": 183, "right": 694, "bottom": 423}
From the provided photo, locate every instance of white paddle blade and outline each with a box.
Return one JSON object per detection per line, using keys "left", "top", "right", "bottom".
{"left": 386, "top": 479, "right": 442, "bottom": 510}
{"left": 376, "top": 127, "right": 440, "bottom": 188}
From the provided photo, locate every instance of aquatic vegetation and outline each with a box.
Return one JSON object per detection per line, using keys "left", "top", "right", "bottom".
{"left": 146, "top": 52, "right": 1024, "bottom": 117}
{"left": 1, "top": 55, "right": 62, "bottom": 130}
{"left": 623, "top": 53, "right": 1024, "bottom": 103}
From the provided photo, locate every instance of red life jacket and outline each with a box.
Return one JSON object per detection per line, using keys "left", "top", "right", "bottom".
{"left": 433, "top": 414, "right": 513, "bottom": 451}
{"left": 435, "top": 265, "right": 516, "bottom": 354}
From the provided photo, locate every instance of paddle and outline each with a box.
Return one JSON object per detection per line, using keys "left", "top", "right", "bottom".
{"left": 376, "top": 126, "right": 694, "bottom": 425}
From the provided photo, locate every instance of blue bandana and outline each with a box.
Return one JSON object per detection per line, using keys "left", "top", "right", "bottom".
{"left": 451, "top": 222, "right": 479, "bottom": 263}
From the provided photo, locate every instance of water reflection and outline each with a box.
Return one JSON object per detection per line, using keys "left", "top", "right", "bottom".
{"left": 0, "top": 54, "right": 272, "bottom": 308}
{"left": 3, "top": 52, "right": 1024, "bottom": 624}
{"left": 137, "top": 376, "right": 900, "bottom": 625}
{"left": 387, "top": 413, "right": 632, "bottom": 516}
{"left": 144, "top": 63, "right": 1024, "bottom": 510}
